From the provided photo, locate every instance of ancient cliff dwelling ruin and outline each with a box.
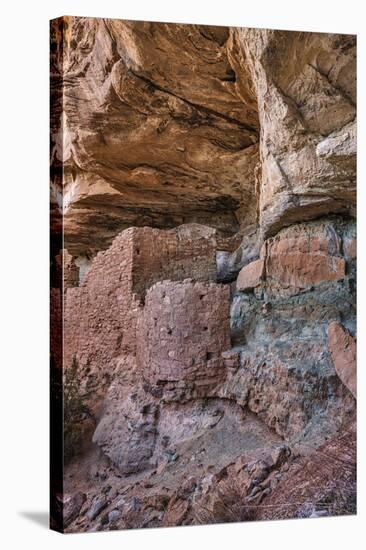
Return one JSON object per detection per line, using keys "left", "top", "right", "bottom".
{"left": 50, "top": 17, "right": 356, "bottom": 532}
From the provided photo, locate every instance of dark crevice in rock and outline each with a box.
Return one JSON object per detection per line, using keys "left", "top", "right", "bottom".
{"left": 128, "top": 68, "right": 259, "bottom": 135}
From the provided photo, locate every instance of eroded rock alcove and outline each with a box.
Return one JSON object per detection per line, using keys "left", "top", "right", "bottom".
{"left": 50, "top": 17, "right": 356, "bottom": 532}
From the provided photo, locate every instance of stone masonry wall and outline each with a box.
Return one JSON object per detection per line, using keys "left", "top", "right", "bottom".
{"left": 137, "top": 280, "right": 231, "bottom": 402}
{"left": 131, "top": 225, "right": 217, "bottom": 299}
{"left": 51, "top": 250, "right": 79, "bottom": 371}
{"left": 64, "top": 229, "right": 141, "bottom": 406}
{"left": 63, "top": 225, "right": 222, "bottom": 407}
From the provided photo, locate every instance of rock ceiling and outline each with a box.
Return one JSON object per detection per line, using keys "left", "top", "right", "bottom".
{"left": 50, "top": 18, "right": 356, "bottom": 258}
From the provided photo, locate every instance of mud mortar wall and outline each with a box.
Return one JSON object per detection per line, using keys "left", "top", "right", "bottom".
{"left": 137, "top": 280, "right": 231, "bottom": 402}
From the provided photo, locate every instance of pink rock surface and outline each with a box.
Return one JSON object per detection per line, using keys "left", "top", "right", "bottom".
{"left": 328, "top": 321, "right": 357, "bottom": 398}
{"left": 137, "top": 280, "right": 231, "bottom": 401}
{"left": 236, "top": 259, "right": 264, "bottom": 290}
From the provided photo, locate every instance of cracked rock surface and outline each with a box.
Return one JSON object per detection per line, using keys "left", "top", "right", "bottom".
{"left": 50, "top": 18, "right": 356, "bottom": 532}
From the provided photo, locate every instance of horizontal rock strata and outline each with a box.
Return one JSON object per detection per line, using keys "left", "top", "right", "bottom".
{"left": 49, "top": 18, "right": 356, "bottom": 532}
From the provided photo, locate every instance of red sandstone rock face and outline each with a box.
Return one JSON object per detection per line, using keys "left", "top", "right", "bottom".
{"left": 267, "top": 253, "right": 344, "bottom": 287}
{"left": 236, "top": 259, "right": 264, "bottom": 291}
{"left": 264, "top": 223, "right": 346, "bottom": 290}
{"left": 235, "top": 221, "right": 348, "bottom": 297}
{"left": 328, "top": 322, "right": 357, "bottom": 397}
{"left": 137, "top": 280, "right": 230, "bottom": 401}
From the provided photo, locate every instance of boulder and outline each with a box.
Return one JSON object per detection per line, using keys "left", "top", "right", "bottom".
{"left": 328, "top": 322, "right": 357, "bottom": 397}
{"left": 236, "top": 259, "right": 264, "bottom": 291}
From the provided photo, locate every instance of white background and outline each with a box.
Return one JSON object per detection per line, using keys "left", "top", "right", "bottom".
{"left": 0, "top": 0, "right": 364, "bottom": 548}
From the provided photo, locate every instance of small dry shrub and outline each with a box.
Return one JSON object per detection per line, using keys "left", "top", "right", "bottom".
{"left": 194, "top": 478, "right": 256, "bottom": 525}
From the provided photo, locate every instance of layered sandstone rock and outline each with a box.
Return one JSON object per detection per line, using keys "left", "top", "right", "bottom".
{"left": 259, "top": 220, "right": 347, "bottom": 297}
{"left": 228, "top": 219, "right": 356, "bottom": 442}
{"left": 50, "top": 19, "right": 357, "bottom": 532}
{"left": 236, "top": 29, "right": 356, "bottom": 238}
{"left": 50, "top": 17, "right": 260, "bottom": 257}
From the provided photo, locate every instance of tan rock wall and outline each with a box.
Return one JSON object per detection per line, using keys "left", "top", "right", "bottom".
{"left": 50, "top": 18, "right": 259, "bottom": 257}
{"left": 236, "top": 29, "right": 356, "bottom": 238}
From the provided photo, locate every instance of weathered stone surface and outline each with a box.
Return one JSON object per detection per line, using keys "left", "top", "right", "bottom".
{"left": 63, "top": 224, "right": 222, "bottom": 409}
{"left": 64, "top": 229, "right": 141, "bottom": 411}
{"left": 63, "top": 492, "right": 86, "bottom": 528}
{"left": 93, "top": 382, "right": 159, "bottom": 474}
{"left": 228, "top": 219, "right": 356, "bottom": 442}
{"left": 328, "top": 322, "right": 357, "bottom": 397}
{"left": 137, "top": 280, "right": 230, "bottom": 401}
{"left": 236, "top": 259, "right": 264, "bottom": 291}
{"left": 266, "top": 252, "right": 345, "bottom": 289}
{"left": 50, "top": 17, "right": 260, "bottom": 257}
{"left": 52, "top": 20, "right": 357, "bottom": 533}
{"left": 130, "top": 224, "right": 218, "bottom": 297}
{"left": 53, "top": 249, "right": 79, "bottom": 289}
{"left": 188, "top": 443, "right": 292, "bottom": 524}
{"left": 163, "top": 497, "right": 190, "bottom": 527}
{"left": 221, "top": 349, "right": 240, "bottom": 370}
{"left": 260, "top": 220, "right": 347, "bottom": 297}
{"left": 235, "top": 29, "right": 356, "bottom": 238}
{"left": 51, "top": 20, "right": 356, "bottom": 261}
{"left": 87, "top": 496, "right": 108, "bottom": 521}
{"left": 316, "top": 121, "right": 356, "bottom": 162}
{"left": 108, "top": 509, "right": 122, "bottom": 523}
{"left": 62, "top": 216, "right": 356, "bottom": 530}
{"left": 216, "top": 226, "right": 261, "bottom": 283}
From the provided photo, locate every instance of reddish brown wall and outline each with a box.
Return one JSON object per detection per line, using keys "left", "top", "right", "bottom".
{"left": 64, "top": 226, "right": 218, "bottom": 360}
{"left": 64, "top": 229, "right": 141, "bottom": 400}
{"left": 137, "top": 280, "right": 231, "bottom": 402}
{"left": 130, "top": 225, "right": 217, "bottom": 299}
